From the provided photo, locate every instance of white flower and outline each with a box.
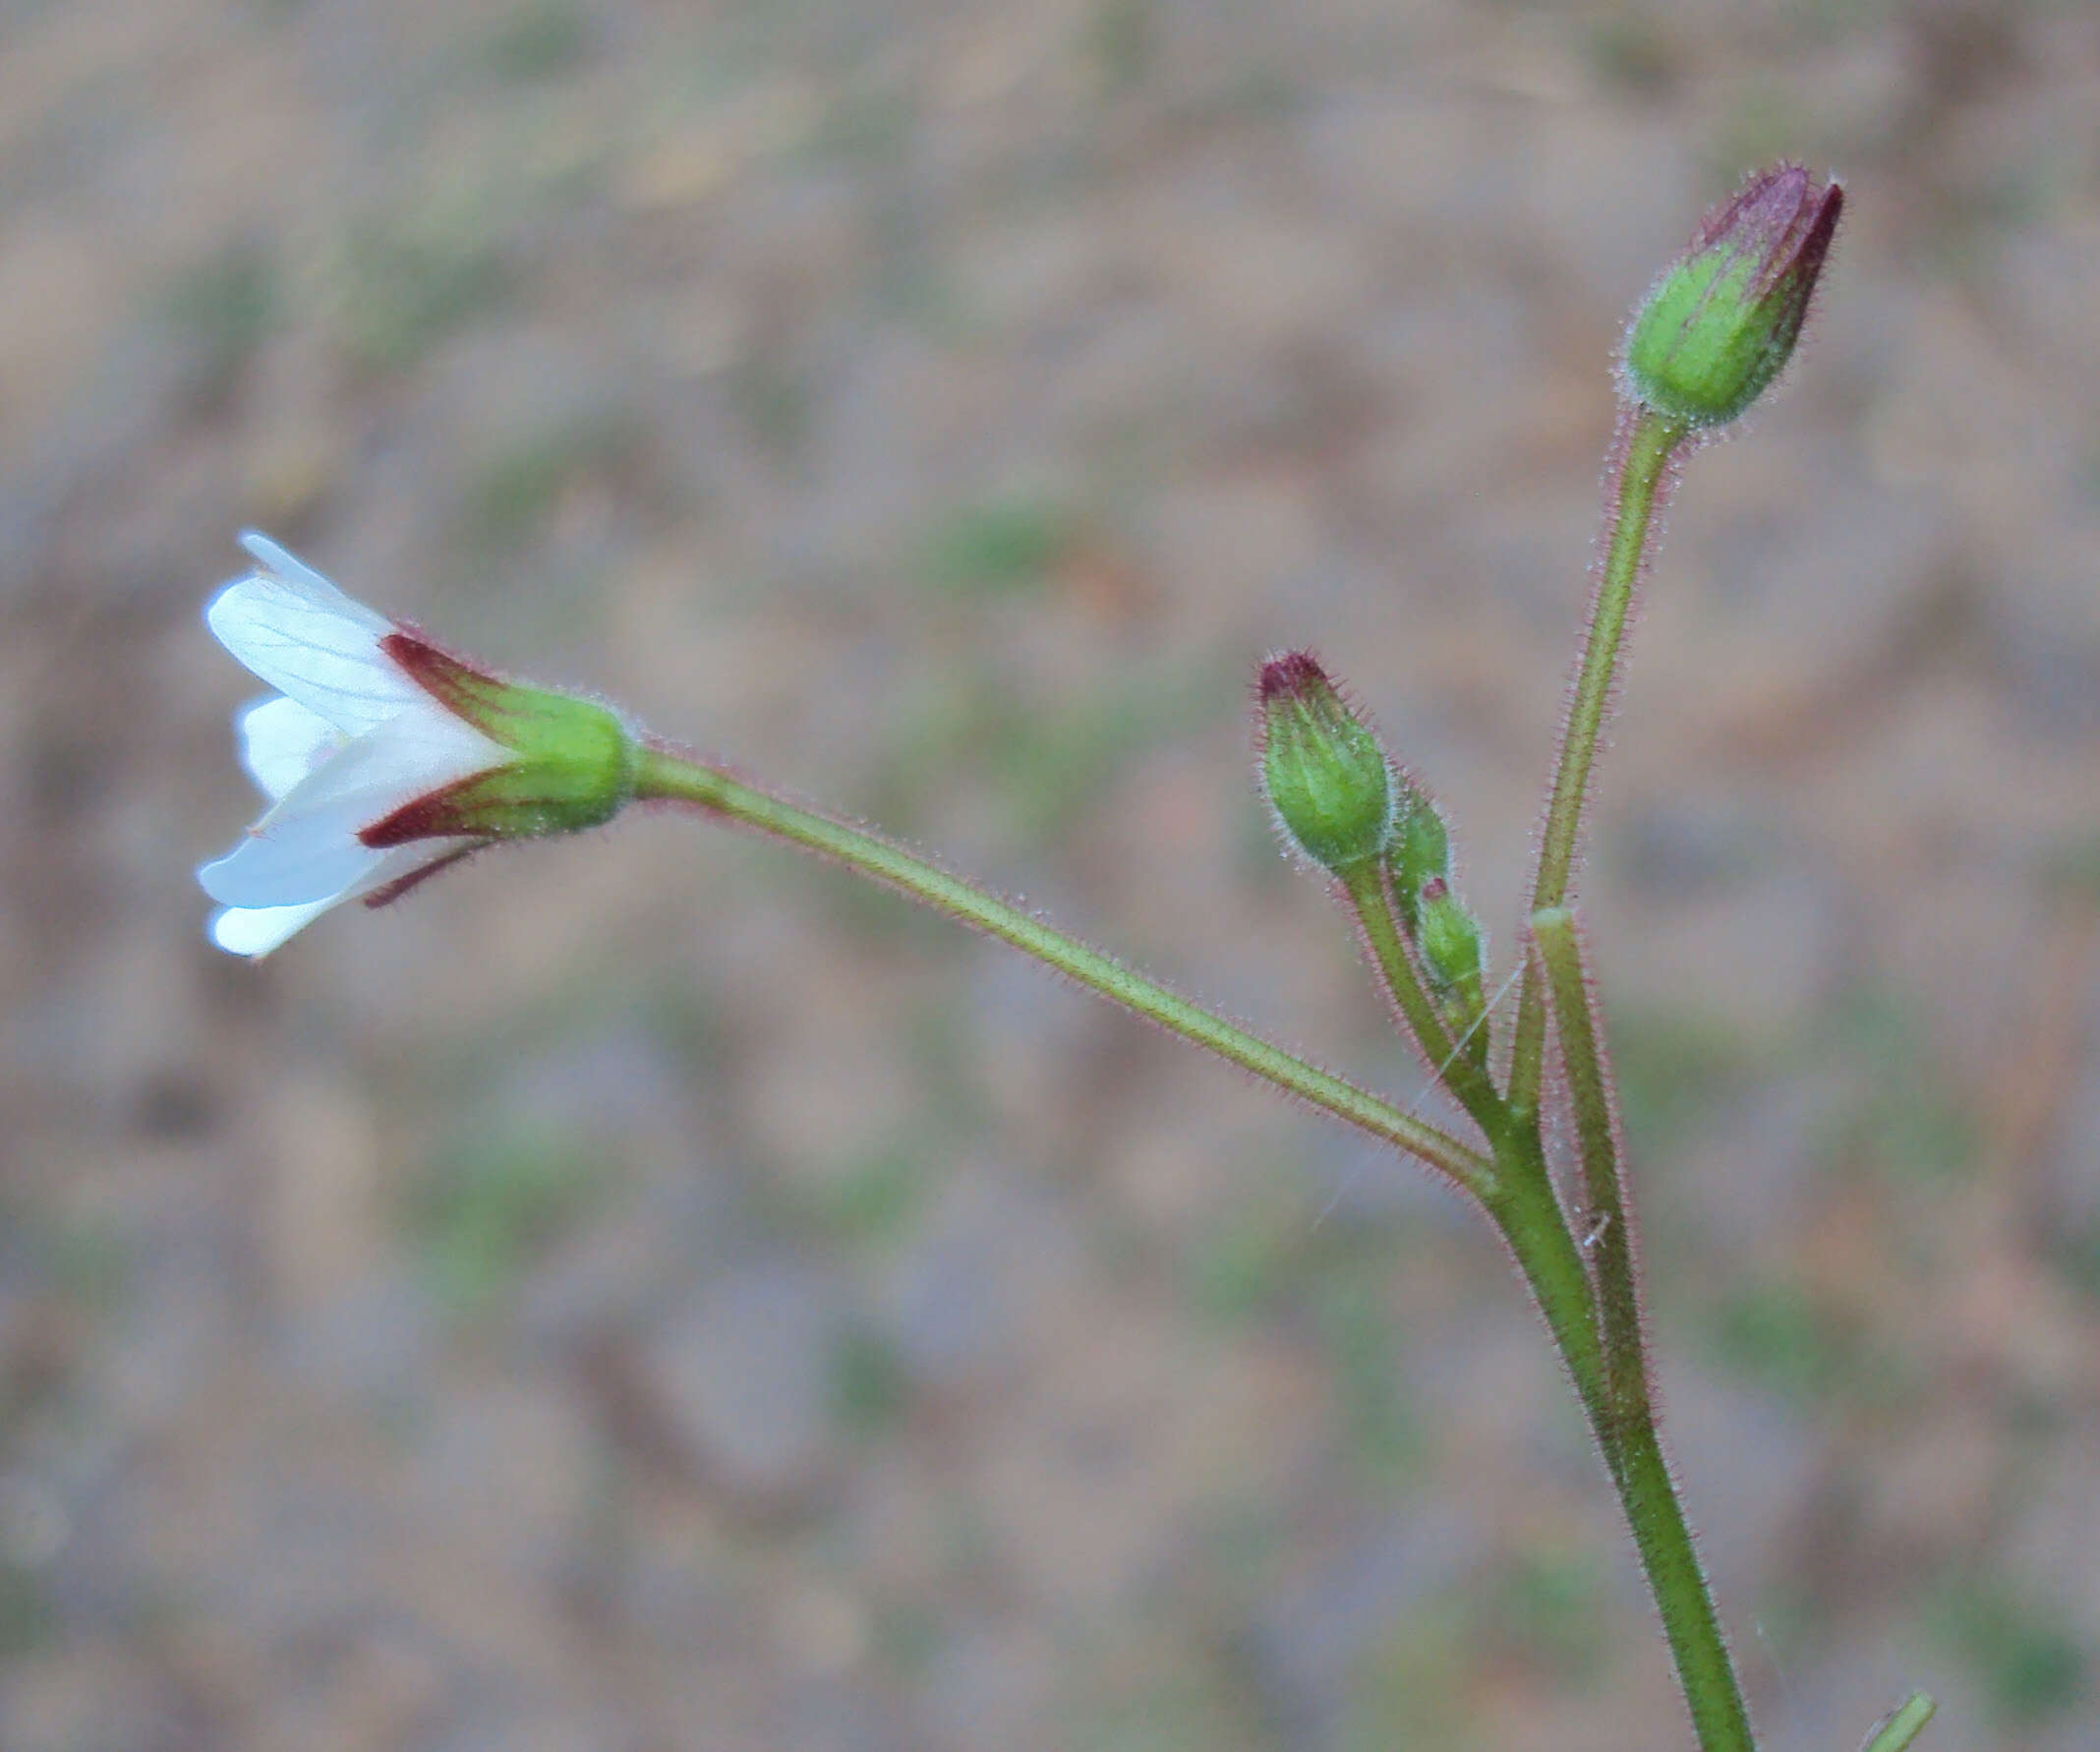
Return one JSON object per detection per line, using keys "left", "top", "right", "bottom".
{"left": 197, "top": 533, "right": 510, "bottom": 957}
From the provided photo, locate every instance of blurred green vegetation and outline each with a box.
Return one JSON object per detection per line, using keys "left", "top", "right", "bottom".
{"left": 457, "top": 412, "right": 652, "bottom": 556}
{"left": 868, "top": 1594, "right": 942, "bottom": 1679}
{"left": 1931, "top": 1575, "right": 2087, "bottom": 1728}
{"left": 1614, "top": 979, "right": 1978, "bottom": 1192}
{"left": 1181, "top": 1197, "right": 1424, "bottom": 1484}
{"left": 792, "top": 1144, "right": 930, "bottom": 1251}
{"left": 405, "top": 1122, "right": 609, "bottom": 1313}
{"left": 331, "top": 204, "right": 511, "bottom": 376}
{"left": 828, "top": 1323, "right": 909, "bottom": 1441}
{"left": 1608, "top": 1005, "right": 1760, "bottom": 1158}
{"left": 0, "top": 1557, "right": 53, "bottom": 1660}
{"left": 1481, "top": 1543, "right": 1611, "bottom": 1686}
{"left": 1313, "top": 1261, "right": 1423, "bottom": 1485}
{"left": 1084, "top": 0, "right": 1158, "bottom": 98}
{"left": 1701, "top": 1279, "right": 1843, "bottom": 1405}
{"left": 1817, "top": 985, "right": 1976, "bottom": 1186}
{"left": 921, "top": 496, "right": 1074, "bottom": 599}
{"left": 2048, "top": 1215, "right": 2100, "bottom": 1308}
{"left": 481, "top": 0, "right": 591, "bottom": 82}
{"left": 728, "top": 352, "right": 816, "bottom": 464}
{"left": 1076, "top": 1628, "right": 1266, "bottom": 1752}
{"left": 1581, "top": 13, "right": 1681, "bottom": 99}
{"left": 867, "top": 644, "right": 1222, "bottom": 854}
{"left": 1345, "top": 1597, "right": 1476, "bottom": 1751}
{"left": 1344, "top": 1543, "right": 1612, "bottom": 1748}
{"left": 1698, "top": 1270, "right": 1921, "bottom": 1412}
{"left": 1705, "top": 84, "right": 1826, "bottom": 190}
{"left": 162, "top": 235, "right": 279, "bottom": 411}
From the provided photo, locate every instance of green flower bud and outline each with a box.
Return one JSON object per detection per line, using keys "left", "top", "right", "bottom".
{"left": 1387, "top": 789, "right": 1450, "bottom": 936}
{"left": 1255, "top": 652, "right": 1393, "bottom": 877}
{"left": 1417, "top": 877, "right": 1484, "bottom": 1001}
{"left": 1417, "top": 876, "right": 1489, "bottom": 1068}
{"left": 1622, "top": 163, "right": 1842, "bottom": 431}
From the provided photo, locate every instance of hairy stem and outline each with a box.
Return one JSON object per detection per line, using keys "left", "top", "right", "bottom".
{"left": 632, "top": 743, "right": 1493, "bottom": 1197}
{"left": 1339, "top": 864, "right": 1503, "bottom": 1132}
{"left": 1532, "top": 907, "right": 1647, "bottom": 1420}
{"left": 1510, "top": 406, "right": 1687, "bottom": 1112}
{"left": 1530, "top": 906, "right": 1755, "bottom": 1752}
{"left": 1478, "top": 1118, "right": 1615, "bottom": 1475}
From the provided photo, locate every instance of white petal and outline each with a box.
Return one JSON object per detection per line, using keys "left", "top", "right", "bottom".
{"left": 198, "top": 706, "right": 505, "bottom": 907}
{"left": 237, "top": 532, "right": 382, "bottom": 620}
{"left": 199, "top": 826, "right": 391, "bottom": 911}
{"left": 271, "top": 698, "right": 505, "bottom": 819}
{"left": 206, "top": 540, "right": 422, "bottom": 736}
{"left": 208, "top": 901, "right": 335, "bottom": 957}
{"left": 237, "top": 695, "right": 341, "bottom": 801}
{"left": 204, "top": 836, "right": 482, "bottom": 957}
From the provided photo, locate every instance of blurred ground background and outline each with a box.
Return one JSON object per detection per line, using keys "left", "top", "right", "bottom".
{"left": 2, "top": 0, "right": 2098, "bottom": 1747}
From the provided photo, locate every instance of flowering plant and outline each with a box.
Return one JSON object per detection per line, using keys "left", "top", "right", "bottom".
{"left": 198, "top": 167, "right": 1937, "bottom": 1752}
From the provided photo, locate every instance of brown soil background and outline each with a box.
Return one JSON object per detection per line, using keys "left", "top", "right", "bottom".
{"left": 4, "top": 1, "right": 2099, "bottom": 1747}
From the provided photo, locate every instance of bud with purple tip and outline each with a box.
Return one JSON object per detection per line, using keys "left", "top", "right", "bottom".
{"left": 1255, "top": 652, "right": 1394, "bottom": 878}
{"left": 1621, "top": 162, "right": 1842, "bottom": 431}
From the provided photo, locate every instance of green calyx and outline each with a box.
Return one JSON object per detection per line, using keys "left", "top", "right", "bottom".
{"left": 446, "top": 683, "right": 638, "bottom": 839}
{"left": 376, "top": 630, "right": 639, "bottom": 842}
{"left": 1256, "top": 652, "right": 1393, "bottom": 877}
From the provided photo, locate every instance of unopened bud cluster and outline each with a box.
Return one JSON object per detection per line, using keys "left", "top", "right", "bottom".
{"left": 1256, "top": 652, "right": 1491, "bottom": 1054}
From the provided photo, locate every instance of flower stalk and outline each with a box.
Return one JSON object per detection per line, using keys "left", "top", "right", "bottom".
{"left": 1533, "top": 904, "right": 1755, "bottom": 1752}
{"left": 1508, "top": 404, "right": 1686, "bottom": 1114}
{"left": 628, "top": 742, "right": 1495, "bottom": 1199}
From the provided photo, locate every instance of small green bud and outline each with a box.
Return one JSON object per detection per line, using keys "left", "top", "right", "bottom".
{"left": 1622, "top": 163, "right": 1842, "bottom": 431}
{"left": 1387, "top": 789, "right": 1450, "bottom": 936}
{"left": 1255, "top": 652, "right": 1393, "bottom": 876}
{"left": 1417, "top": 877, "right": 1484, "bottom": 1001}
{"left": 1417, "top": 876, "right": 1489, "bottom": 1068}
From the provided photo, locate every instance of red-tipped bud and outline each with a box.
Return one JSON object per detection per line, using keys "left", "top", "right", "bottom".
{"left": 1255, "top": 652, "right": 1394, "bottom": 877}
{"left": 1621, "top": 163, "right": 1842, "bottom": 430}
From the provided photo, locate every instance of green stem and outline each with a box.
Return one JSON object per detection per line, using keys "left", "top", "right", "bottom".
{"left": 1339, "top": 865, "right": 1503, "bottom": 1132}
{"left": 1532, "top": 907, "right": 1645, "bottom": 1417}
{"left": 1859, "top": 1694, "right": 1937, "bottom": 1752}
{"left": 631, "top": 743, "right": 1493, "bottom": 1197}
{"left": 1530, "top": 905, "right": 1755, "bottom": 1752}
{"left": 1509, "top": 406, "right": 1687, "bottom": 1113}
{"left": 1479, "top": 1117, "right": 1615, "bottom": 1476}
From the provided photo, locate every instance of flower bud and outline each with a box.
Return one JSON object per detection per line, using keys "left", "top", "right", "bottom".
{"left": 1417, "top": 876, "right": 1489, "bottom": 1066}
{"left": 1621, "top": 163, "right": 1842, "bottom": 431}
{"left": 1387, "top": 790, "right": 1450, "bottom": 936}
{"left": 1417, "top": 877, "right": 1484, "bottom": 1001}
{"left": 1255, "top": 652, "right": 1393, "bottom": 877}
